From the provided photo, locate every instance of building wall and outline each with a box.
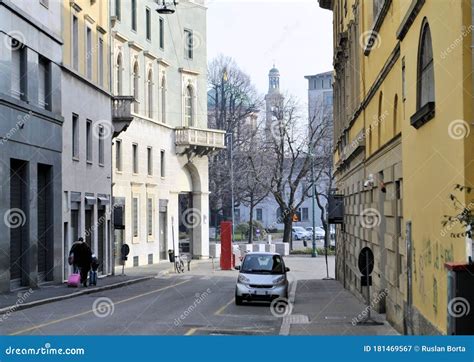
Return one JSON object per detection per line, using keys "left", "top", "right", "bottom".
{"left": 0, "top": 0, "right": 63, "bottom": 292}
{"left": 61, "top": 0, "right": 113, "bottom": 278}
{"left": 324, "top": 0, "right": 472, "bottom": 335}
{"left": 111, "top": 0, "right": 211, "bottom": 266}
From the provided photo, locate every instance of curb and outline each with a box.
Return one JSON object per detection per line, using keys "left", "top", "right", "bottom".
{"left": 0, "top": 276, "right": 155, "bottom": 316}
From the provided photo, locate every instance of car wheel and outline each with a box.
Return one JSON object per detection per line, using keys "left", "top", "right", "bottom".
{"left": 235, "top": 295, "right": 243, "bottom": 305}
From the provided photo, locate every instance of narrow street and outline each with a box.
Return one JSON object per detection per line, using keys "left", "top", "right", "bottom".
{"left": 0, "top": 256, "right": 395, "bottom": 336}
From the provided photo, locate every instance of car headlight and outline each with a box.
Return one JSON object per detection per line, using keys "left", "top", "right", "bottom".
{"left": 238, "top": 275, "right": 250, "bottom": 284}
{"left": 274, "top": 276, "right": 286, "bottom": 285}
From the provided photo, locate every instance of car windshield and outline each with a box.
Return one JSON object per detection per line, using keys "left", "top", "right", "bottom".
{"left": 241, "top": 254, "right": 285, "bottom": 275}
{"left": 293, "top": 227, "right": 305, "bottom": 232}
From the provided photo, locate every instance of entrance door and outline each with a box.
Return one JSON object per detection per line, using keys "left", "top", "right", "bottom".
{"left": 178, "top": 193, "right": 193, "bottom": 255}
{"left": 97, "top": 208, "right": 105, "bottom": 273}
{"left": 159, "top": 211, "right": 167, "bottom": 260}
{"left": 85, "top": 209, "right": 93, "bottom": 247}
{"left": 10, "top": 159, "right": 28, "bottom": 289}
{"left": 37, "top": 164, "right": 52, "bottom": 282}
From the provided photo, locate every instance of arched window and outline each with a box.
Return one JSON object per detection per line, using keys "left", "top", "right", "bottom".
{"left": 417, "top": 20, "right": 435, "bottom": 109}
{"left": 393, "top": 94, "right": 398, "bottom": 136}
{"left": 184, "top": 85, "right": 193, "bottom": 127}
{"left": 116, "top": 53, "right": 122, "bottom": 95}
{"left": 133, "top": 61, "right": 139, "bottom": 113}
{"left": 377, "top": 91, "right": 383, "bottom": 148}
{"left": 147, "top": 69, "right": 153, "bottom": 119}
{"left": 161, "top": 76, "right": 166, "bottom": 123}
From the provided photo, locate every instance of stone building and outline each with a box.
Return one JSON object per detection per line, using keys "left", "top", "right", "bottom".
{"left": 320, "top": 0, "right": 474, "bottom": 334}
{"left": 110, "top": 0, "right": 225, "bottom": 266}
{"left": 0, "top": 0, "right": 63, "bottom": 292}
{"left": 61, "top": 0, "right": 117, "bottom": 279}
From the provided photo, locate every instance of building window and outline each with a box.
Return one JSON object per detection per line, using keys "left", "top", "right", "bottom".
{"left": 72, "top": 15, "right": 79, "bottom": 70}
{"left": 131, "top": 0, "right": 137, "bottom": 31}
{"left": 160, "top": 150, "right": 165, "bottom": 177}
{"left": 72, "top": 114, "right": 79, "bottom": 159}
{"left": 132, "top": 143, "right": 138, "bottom": 174}
{"left": 147, "top": 70, "right": 153, "bottom": 119}
{"left": 147, "top": 198, "right": 153, "bottom": 236}
{"left": 98, "top": 37, "right": 104, "bottom": 86}
{"left": 11, "top": 40, "right": 26, "bottom": 100}
{"left": 98, "top": 125, "right": 104, "bottom": 165}
{"left": 133, "top": 61, "right": 139, "bottom": 113}
{"left": 86, "top": 27, "right": 92, "bottom": 79}
{"left": 147, "top": 147, "right": 153, "bottom": 176}
{"left": 159, "top": 18, "right": 164, "bottom": 49}
{"left": 116, "top": 53, "right": 122, "bottom": 95}
{"left": 161, "top": 76, "right": 166, "bottom": 123}
{"left": 393, "top": 94, "right": 398, "bottom": 136}
{"left": 184, "top": 29, "right": 193, "bottom": 59}
{"left": 184, "top": 85, "right": 193, "bottom": 127}
{"left": 86, "top": 120, "right": 92, "bottom": 162}
{"left": 256, "top": 208, "right": 263, "bottom": 222}
{"left": 115, "top": 0, "right": 121, "bottom": 21}
{"left": 417, "top": 20, "right": 435, "bottom": 109}
{"left": 146, "top": 8, "right": 151, "bottom": 41}
{"left": 38, "top": 56, "right": 51, "bottom": 110}
{"left": 373, "top": 0, "right": 384, "bottom": 21}
{"left": 132, "top": 197, "right": 139, "bottom": 237}
{"left": 302, "top": 208, "right": 309, "bottom": 221}
{"left": 377, "top": 91, "right": 383, "bottom": 149}
{"left": 115, "top": 139, "right": 122, "bottom": 171}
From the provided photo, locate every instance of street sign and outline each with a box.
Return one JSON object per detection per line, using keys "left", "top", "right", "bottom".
{"left": 358, "top": 247, "right": 374, "bottom": 276}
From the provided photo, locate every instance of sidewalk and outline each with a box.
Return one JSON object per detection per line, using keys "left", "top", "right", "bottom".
{"left": 284, "top": 279, "right": 399, "bottom": 335}
{"left": 0, "top": 261, "right": 176, "bottom": 313}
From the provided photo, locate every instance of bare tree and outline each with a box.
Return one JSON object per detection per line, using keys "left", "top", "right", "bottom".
{"left": 208, "top": 55, "right": 262, "bottom": 225}
{"left": 234, "top": 122, "right": 271, "bottom": 243}
{"left": 252, "top": 97, "right": 329, "bottom": 248}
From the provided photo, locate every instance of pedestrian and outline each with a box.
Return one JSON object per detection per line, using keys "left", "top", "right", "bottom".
{"left": 68, "top": 237, "right": 92, "bottom": 287}
{"left": 90, "top": 254, "right": 99, "bottom": 286}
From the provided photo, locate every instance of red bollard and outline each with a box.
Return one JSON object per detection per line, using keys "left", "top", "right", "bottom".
{"left": 220, "top": 221, "right": 233, "bottom": 270}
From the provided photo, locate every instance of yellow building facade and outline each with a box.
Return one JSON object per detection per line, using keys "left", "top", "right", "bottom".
{"left": 321, "top": 0, "right": 473, "bottom": 334}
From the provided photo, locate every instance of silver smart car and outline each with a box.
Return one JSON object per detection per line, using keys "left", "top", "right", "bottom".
{"left": 235, "top": 252, "right": 290, "bottom": 305}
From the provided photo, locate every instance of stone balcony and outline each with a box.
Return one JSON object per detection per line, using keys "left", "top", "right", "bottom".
{"left": 175, "top": 126, "right": 226, "bottom": 157}
{"left": 112, "top": 96, "right": 135, "bottom": 137}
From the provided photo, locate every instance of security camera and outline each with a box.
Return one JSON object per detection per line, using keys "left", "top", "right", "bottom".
{"left": 363, "top": 180, "right": 371, "bottom": 188}
{"left": 364, "top": 174, "right": 375, "bottom": 188}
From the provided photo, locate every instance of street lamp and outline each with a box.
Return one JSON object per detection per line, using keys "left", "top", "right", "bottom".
{"left": 309, "top": 150, "right": 318, "bottom": 258}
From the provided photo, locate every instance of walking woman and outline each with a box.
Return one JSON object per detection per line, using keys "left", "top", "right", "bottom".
{"left": 69, "top": 237, "right": 92, "bottom": 287}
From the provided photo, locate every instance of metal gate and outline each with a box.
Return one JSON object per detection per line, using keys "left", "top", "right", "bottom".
{"left": 37, "top": 164, "right": 52, "bottom": 283}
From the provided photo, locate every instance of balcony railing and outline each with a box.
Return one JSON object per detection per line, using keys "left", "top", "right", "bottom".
{"left": 112, "top": 96, "right": 135, "bottom": 137}
{"left": 175, "top": 127, "right": 226, "bottom": 156}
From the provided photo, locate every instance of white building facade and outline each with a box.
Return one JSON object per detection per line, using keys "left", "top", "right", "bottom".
{"left": 110, "top": 0, "right": 224, "bottom": 266}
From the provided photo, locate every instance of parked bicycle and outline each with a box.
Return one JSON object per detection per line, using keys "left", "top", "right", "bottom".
{"left": 174, "top": 253, "right": 186, "bottom": 273}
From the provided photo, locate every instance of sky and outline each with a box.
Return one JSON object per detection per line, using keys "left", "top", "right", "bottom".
{"left": 207, "top": 0, "right": 334, "bottom": 109}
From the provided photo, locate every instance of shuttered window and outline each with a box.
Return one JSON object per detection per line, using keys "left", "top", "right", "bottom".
{"left": 147, "top": 198, "right": 153, "bottom": 236}
{"left": 133, "top": 197, "right": 139, "bottom": 237}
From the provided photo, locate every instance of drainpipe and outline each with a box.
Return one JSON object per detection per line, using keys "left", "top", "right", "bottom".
{"left": 109, "top": 5, "right": 115, "bottom": 276}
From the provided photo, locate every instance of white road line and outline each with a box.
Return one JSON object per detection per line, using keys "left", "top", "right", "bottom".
{"left": 279, "top": 279, "right": 298, "bottom": 336}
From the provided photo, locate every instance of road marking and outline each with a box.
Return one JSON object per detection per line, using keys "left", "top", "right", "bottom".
{"left": 279, "top": 280, "right": 298, "bottom": 336}
{"left": 185, "top": 328, "right": 197, "bottom": 336}
{"left": 10, "top": 280, "right": 190, "bottom": 336}
{"left": 214, "top": 298, "right": 234, "bottom": 316}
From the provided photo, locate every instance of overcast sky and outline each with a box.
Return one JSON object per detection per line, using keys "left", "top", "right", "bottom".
{"left": 207, "top": 0, "right": 333, "bottom": 109}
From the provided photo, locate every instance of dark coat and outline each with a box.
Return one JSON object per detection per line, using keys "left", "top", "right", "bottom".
{"left": 69, "top": 241, "right": 92, "bottom": 269}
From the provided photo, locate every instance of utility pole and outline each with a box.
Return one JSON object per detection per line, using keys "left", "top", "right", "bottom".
{"left": 226, "top": 132, "right": 235, "bottom": 242}
{"left": 311, "top": 151, "right": 317, "bottom": 258}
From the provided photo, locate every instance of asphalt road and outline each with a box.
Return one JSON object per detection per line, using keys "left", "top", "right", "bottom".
{"left": 1, "top": 273, "right": 283, "bottom": 336}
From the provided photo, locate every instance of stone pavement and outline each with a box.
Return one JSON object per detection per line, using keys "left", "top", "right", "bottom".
{"left": 284, "top": 279, "right": 399, "bottom": 335}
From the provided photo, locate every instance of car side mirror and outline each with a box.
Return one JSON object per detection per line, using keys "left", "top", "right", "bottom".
{"left": 235, "top": 265, "right": 240, "bottom": 270}
{"left": 285, "top": 267, "right": 290, "bottom": 272}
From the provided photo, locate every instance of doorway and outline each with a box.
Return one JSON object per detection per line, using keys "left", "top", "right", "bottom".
{"left": 178, "top": 193, "right": 193, "bottom": 255}
{"left": 159, "top": 211, "right": 168, "bottom": 260}
{"left": 37, "top": 164, "right": 53, "bottom": 283}
{"left": 10, "top": 159, "right": 28, "bottom": 289}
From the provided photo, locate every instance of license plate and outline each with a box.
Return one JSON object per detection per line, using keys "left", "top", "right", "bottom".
{"left": 252, "top": 289, "right": 267, "bottom": 295}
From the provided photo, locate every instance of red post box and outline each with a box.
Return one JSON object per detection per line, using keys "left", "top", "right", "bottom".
{"left": 220, "top": 221, "right": 233, "bottom": 270}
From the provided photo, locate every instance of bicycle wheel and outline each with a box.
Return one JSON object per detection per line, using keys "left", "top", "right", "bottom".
{"left": 178, "top": 260, "right": 185, "bottom": 273}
